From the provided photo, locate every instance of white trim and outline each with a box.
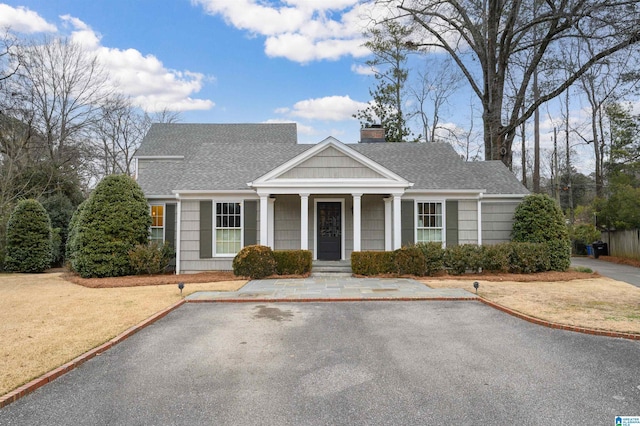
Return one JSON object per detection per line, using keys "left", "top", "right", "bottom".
{"left": 384, "top": 197, "right": 392, "bottom": 251}
{"left": 268, "top": 197, "right": 275, "bottom": 248}
{"left": 414, "top": 199, "right": 446, "bottom": 247}
{"left": 477, "top": 195, "right": 483, "bottom": 246}
{"left": 352, "top": 193, "right": 362, "bottom": 252}
{"left": 213, "top": 200, "right": 244, "bottom": 256}
{"left": 392, "top": 195, "right": 402, "bottom": 250}
{"left": 173, "top": 190, "right": 256, "bottom": 199}
{"left": 147, "top": 195, "right": 176, "bottom": 199}
{"left": 176, "top": 200, "right": 181, "bottom": 274}
{"left": 134, "top": 155, "right": 185, "bottom": 160}
{"left": 300, "top": 194, "right": 309, "bottom": 250}
{"left": 313, "top": 198, "right": 345, "bottom": 261}
{"left": 259, "top": 196, "right": 269, "bottom": 248}
{"left": 481, "top": 193, "right": 528, "bottom": 199}
{"left": 405, "top": 189, "right": 486, "bottom": 195}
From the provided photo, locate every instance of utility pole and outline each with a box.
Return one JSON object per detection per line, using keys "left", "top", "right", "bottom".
{"left": 554, "top": 127, "right": 560, "bottom": 205}
{"left": 565, "top": 89, "right": 573, "bottom": 223}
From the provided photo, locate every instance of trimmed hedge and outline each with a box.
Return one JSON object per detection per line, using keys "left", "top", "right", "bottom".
{"left": 415, "top": 242, "right": 444, "bottom": 276}
{"left": 394, "top": 245, "right": 426, "bottom": 276}
{"left": 351, "top": 251, "right": 395, "bottom": 276}
{"left": 129, "top": 242, "right": 175, "bottom": 275}
{"left": 233, "top": 245, "right": 276, "bottom": 279}
{"left": 4, "top": 199, "right": 52, "bottom": 273}
{"left": 443, "top": 244, "right": 484, "bottom": 275}
{"left": 350, "top": 241, "right": 563, "bottom": 276}
{"left": 273, "top": 250, "right": 312, "bottom": 275}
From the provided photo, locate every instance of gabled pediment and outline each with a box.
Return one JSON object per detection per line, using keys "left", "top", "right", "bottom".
{"left": 249, "top": 137, "right": 411, "bottom": 189}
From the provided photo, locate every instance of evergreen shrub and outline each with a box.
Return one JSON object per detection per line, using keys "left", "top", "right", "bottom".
{"left": 482, "top": 243, "right": 511, "bottom": 273}
{"left": 393, "top": 245, "right": 426, "bottom": 276}
{"left": 73, "top": 175, "right": 151, "bottom": 278}
{"left": 232, "top": 245, "right": 276, "bottom": 279}
{"left": 415, "top": 242, "right": 444, "bottom": 276}
{"left": 4, "top": 199, "right": 52, "bottom": 273}
{"left": 273, "top": 250, "right": 312, "bottom": 275}
{"left": 351, "top": 251, "right": 395, "bottom": 275}
{"left": 444, "top": 244, "right": 484, "bottom": 275}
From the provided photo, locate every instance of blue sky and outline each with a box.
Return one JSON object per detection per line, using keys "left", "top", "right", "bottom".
{"left": 0, "top": 0, "right": 388, "bottom": 144}
{"left": 1, "top": 0, "right": 602, "bottom": 176}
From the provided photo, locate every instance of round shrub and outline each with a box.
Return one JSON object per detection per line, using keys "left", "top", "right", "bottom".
{"left": 74, "top": 175, "right": 151, "bottom": 278}
{"left": 4, "top": 199, "right": 52, "bottom": 273}
{"left": 394, "top": 245, "right": 426, "bottom": 276}
{"left": 233, "top": 245, "right": 276, "bottom": 279}
{"left": 511, "top": 194, "right": 569, "bottom": 243}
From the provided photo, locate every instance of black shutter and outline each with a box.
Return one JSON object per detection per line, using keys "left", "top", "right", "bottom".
{"left": 244, "top": 200, "right": 258, "bottom": 246}
{"left": 200, "top": 201, "right": 212, "bottom": 258}
{"left": 446, "top": 200, "right": 459, "bottom": 247}
{"left": 401, "top": 200, "right": 414, "bottom": 247}
{"left": 165, "top": 203, "right": 176, "bottom": 249}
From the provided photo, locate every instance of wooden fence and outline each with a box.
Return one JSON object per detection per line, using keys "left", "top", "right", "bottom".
{"left": 601, "top": 229, "right": 640, "bottom": 260}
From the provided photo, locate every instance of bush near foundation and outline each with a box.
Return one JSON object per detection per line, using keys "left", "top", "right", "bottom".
{"left": 233, "top": 245, "right": 276, "bottom": 279}
{"left": 273, "top": 250, "right": 312, "bottom": 275}
{"left": 129, "top": 242, "right": 175, "bottom": 275}
{"left": 351, "top": 251, "right": 395, "bottom": 276}
{"left": 393, "top": 245, "right": 426, "bottom": 276}
{"left": 508, "top": 242, "right": 550, "bottom": 273}
{"left": 4, "top": 199, "right": 52, "bottom": 273}
{"left": 511, "top": 193, "right": 570, "bottom": 271}
{"left": 415, "top": 242, "right": 444, "bottom": 276}
{"left": 443, "top": 244, "right": 484, "bottom": 275}
{"left": 73, "top": 175, "right": 151, "bottom": 278}
{"left": 482, "top": 243, "right": 511, "bottom": 273}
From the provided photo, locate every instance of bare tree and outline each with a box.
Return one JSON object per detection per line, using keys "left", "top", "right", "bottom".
{"left": 383, "top": 0, "right": 640, "bottom": 168}
{"left": 14, "top": 37, "right": 111, "bottom": 171}
{"left": 410, "top": 57, "right": 462, "bottom": 143}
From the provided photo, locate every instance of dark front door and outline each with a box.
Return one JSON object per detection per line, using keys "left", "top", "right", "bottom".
{"left": 317, "top": 202, "right": 341, "bottom": 260}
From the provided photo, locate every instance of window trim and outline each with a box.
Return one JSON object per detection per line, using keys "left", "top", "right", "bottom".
{"left": 213, "top": 200, "right": 244, "bottom": 257}
{"left": 150, "top": 203, "right": 165, "bottom": 244}
{"left": 414, "top": 199, "right": 446, "bottom": 246}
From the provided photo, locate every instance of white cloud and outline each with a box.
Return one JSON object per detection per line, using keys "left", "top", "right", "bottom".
{"left": 277, "top": 95, "right": 368, "bottom": 121}
{"left": 0, "top": 4, "right": 57, "bottom": 33}
{"left": 351, "top": 63, "right": 375, "bottom": 75}
{"left": 192, "top": 0, "right": 383, "bottom": 62}
{"left": 62, "top": 16, "right": 214, "bottom": 112}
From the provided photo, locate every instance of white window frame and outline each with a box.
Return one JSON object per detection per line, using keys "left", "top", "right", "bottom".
{"left": 213, "top": 200, "right": 244, "bottom": 257}
{"left": 415, "top": 200, "right": 446, "bottom": 246}
{"left": 150, "top": 203, "right": 165, "bottom": 244}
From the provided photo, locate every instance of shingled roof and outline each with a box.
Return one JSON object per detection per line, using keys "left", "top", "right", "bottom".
{"left": 135, "top": 123, "right": 528, "bottom": 196}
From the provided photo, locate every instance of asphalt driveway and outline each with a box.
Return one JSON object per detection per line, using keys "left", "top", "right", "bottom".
{"left": 571, "top": 256, "right": 640, "bottom": 287}
{"left": 1, "top": 302, "right": 639, "bottom": 425}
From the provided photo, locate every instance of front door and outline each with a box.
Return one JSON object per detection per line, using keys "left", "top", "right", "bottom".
{"left": 317, "top": 202, "right": 341, "bottom": 260}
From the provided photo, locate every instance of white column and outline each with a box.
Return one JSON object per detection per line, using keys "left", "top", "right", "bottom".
{"left": 300, "top": 194, "right": 309, "bottom": 250}
{"left": 384, "top": 197, "right": 392, "bottom": 251}
{"left": 175, "top": 199, "right": 181, "bottom": 274}
{"left": 393, "top": 195, "right": 402, "bottom": 250}
{"left": 260, "top": 195, "right": 269, "bottom": 248}
{"left": 352, "top": 193, "right": 362, "bottom": 252}
{"left": 477, "top": 194, "right": 483, "bottom": 245}
{"left": 268, "top": 197, "right": 275, "bottom": 248}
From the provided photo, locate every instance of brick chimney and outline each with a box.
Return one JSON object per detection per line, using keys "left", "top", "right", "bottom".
{"left": 360, "top": 124, "right": 386, "bottom": 143}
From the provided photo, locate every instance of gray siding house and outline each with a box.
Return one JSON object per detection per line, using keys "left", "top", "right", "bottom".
{"left": 134, "top": 123, "right": 528, "bottom": 273}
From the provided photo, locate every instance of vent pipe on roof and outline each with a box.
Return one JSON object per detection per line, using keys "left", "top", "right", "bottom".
{"left": 359, "top": 124, "right": 386, "bottom": 143}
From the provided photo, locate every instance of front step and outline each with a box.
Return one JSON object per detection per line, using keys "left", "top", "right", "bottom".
{"left": 311, "top": 260, "right": 353, "bottom": 277}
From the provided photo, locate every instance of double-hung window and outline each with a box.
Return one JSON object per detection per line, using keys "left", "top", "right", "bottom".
{"left": 216, "top": 202, "right": 241, "bottom": 255}
{"left": 150, "top": 204, "right": 164, "bottom": 244}
{"left": 416, "top": 202, "right": 443, "bottom": 243}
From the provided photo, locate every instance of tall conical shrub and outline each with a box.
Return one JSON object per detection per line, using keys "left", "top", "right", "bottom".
{"left": 4, "top": 199, "right": 52, "bottom": 273}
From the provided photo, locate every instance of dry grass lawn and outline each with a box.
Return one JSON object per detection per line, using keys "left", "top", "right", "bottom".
{"left": 0, "top": 272, "right": 246, "bottom": 396}
{"left": 423, "top": 277, "right": 640, "bottom": 334}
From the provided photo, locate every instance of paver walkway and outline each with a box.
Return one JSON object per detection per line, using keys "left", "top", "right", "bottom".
{"left": 187, "top": 276, "right": 476, "bottom": 301}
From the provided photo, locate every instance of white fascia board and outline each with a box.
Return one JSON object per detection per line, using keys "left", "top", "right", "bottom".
{"left": 405, "top": 189, "right": 486, "bottom": 198}
{"left": 146, "top": 194, "right": 177, "bottom": 199}
{"left": 134, "top": 155, "right": 185, "bottom": 160}
{"left": 482, "top": 193, "right": 528, "bottom": 200}
{"left": 172, "top": 189, "right": 257, "bottom": 200}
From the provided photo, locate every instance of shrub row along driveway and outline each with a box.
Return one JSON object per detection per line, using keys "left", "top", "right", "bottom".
{"left": 1, "top": 302, "right": 638, "bottom": 425}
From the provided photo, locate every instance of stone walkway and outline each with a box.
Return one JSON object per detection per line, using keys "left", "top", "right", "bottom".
{"left": 186, "top": 276, "right": 477, "bottom": 302}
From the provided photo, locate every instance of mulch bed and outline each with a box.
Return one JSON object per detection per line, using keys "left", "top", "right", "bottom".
{"left": 63, "top": 271, "right": 243, "bottom": 288}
